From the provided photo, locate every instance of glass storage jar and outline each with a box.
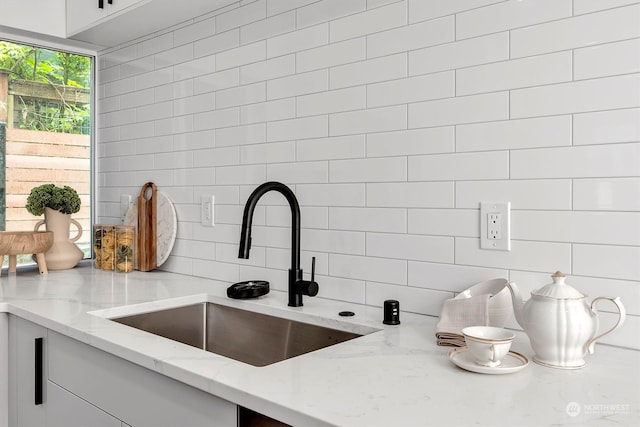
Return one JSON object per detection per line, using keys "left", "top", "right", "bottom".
{"left": 114, "top": 225, "right": 135, "bottom": 273}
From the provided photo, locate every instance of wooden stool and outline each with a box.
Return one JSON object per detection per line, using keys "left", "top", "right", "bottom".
{"left": 0, "top": 231, "right": 54, "bottom": 276}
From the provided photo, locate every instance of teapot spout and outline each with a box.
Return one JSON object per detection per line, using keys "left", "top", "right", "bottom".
{"left": 506, "top": 281, "right": 526, "bottom": 328}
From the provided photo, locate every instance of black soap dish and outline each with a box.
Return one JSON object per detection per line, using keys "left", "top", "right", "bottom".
{"left": 227, "top": 280, "right": 270, "bottom": 299}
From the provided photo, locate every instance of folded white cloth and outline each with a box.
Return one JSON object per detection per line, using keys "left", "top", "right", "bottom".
{"left": 436, "top": 293, "right": 491, "bottom": 347}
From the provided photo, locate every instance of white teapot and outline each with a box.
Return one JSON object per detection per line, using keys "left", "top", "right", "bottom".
{"left": 507, "top": 272, "right": 625, "bottom": 369}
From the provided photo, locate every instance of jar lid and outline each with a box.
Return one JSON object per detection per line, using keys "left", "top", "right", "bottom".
{"left": 532, "top": 271, "right": 585, "bottom": 299}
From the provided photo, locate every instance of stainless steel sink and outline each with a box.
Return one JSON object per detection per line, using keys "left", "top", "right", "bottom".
{"left": 112, "top": 302, "right": 362, "bottom": 367}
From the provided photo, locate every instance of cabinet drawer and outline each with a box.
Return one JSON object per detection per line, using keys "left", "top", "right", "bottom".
{"left": 48, "top": 331, "right": 236, "bottom": 427}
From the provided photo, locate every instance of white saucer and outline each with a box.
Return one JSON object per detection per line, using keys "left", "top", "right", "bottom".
{"left": 449, "top": 347, "right": 529, "bottom": 374}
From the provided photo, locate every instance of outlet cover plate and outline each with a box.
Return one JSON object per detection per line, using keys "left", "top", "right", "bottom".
{"left": 480, "top": 201, "right": 511, "bottom": 251}
{"left": 201, "top": 195, "right": 215, "bottom": 227}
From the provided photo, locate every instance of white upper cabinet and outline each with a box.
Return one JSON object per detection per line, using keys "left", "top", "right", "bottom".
{"left": 66, "top": 0, "right": 146, "bottom": 36}
{"left": 0, "top": 0, "right": 66, "bottom": 38}
{"left": 66, "top": 0, "right": 235, "bottom": 47}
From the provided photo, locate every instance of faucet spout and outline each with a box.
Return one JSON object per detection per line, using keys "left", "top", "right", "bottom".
{"left": 238, "top": 182, "right": 317, "bottom": 307}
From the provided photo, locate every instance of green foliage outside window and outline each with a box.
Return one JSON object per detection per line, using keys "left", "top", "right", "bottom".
{"left": 0, "top": 41, "right": 91, "bottom": 134}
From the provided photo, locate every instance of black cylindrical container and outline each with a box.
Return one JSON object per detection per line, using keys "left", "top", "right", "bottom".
{"left": 383, "top": 299, "right": 400, "bottom": 325}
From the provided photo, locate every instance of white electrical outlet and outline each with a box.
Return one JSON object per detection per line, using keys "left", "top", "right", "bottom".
{"left": 201, "top": 195, "right": 215, "bottom": 227}
{"left": 480, "top": 202, "right": 510, "bottom": 251}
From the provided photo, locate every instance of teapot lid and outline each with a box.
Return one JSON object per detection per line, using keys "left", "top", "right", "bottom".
{"left": 533, "top": 271, "right": 585, "bottom": 299}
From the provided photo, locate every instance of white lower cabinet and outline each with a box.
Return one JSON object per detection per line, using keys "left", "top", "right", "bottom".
{"left": 8, "top": 316, "right": 46, "bottom": 427}
{"left": 8, "top": 316, "right": 236, "bottom": 427}
{"left": 47, "top": 381, "right": 121, "bottom": 427}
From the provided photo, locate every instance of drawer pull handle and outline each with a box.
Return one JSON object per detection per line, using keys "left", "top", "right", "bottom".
{"left": 35, "top": 337, "right": 43, "bottom": 405}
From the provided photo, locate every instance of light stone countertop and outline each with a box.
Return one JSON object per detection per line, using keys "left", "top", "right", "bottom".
{"left": 1, "top": 264, "right": 638, "bottom": 427}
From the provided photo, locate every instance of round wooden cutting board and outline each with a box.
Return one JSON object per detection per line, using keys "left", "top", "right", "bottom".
{"left": 124, "top": 190, "right": 177, "bottom": 268}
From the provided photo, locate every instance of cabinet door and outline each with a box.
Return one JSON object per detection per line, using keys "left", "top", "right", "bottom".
{"left": 47, "top": 381, "right": 121, "bottom": 427}
{"left": 0, "top": 0, "right": 66, "bottom": 37}
{"left": 8, "top": 316, "right": 46, "bottom": 427}
{"left": 0, "top": 313, "right": 8, "bottom": 427}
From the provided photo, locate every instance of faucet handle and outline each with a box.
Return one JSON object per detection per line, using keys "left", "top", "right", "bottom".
{"left": 298, "top": 257, "right": 318, "bottom": 297}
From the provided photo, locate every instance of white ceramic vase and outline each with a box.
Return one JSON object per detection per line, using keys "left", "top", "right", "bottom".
{"left": 34, "top": 207, "right": 84, "bottom": 270}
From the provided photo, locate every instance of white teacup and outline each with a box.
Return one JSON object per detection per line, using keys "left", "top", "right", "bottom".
{"left": 462, "top": 326, "right": 515, "bottom": 367}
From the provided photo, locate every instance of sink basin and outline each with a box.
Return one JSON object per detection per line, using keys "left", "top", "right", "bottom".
{"left": 112, "top": 302, "right": 364, "bottom": 367}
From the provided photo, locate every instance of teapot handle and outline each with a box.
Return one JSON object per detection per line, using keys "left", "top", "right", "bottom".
{"left": 586, "top": 297, "right": 626, "bottom": 354}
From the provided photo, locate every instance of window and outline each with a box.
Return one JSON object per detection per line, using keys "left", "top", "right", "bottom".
{"left": 0, "top": 40, "right": 92, "bottom": 269}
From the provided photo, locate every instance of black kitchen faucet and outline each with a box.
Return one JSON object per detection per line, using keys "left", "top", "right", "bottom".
{"left": 238, "top": 181, "right": 318, "bottom": 307}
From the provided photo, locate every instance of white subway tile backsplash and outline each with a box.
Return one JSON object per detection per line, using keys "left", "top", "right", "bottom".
{"left": 296, "top": 38, "right": 365, "bottom": 73}
{"left": 172, "top": 56, "right": 214, "bottom": 81}
{"left": 574, "top": 38, "right": 640, "bottom": 81}
{"left": 267, "top": 161, "right": 328, "bottom": 183}
{"left": 216, "top": 41, "right": 266, "bottom": 71}
{"left": 367, "top": 232, "right": 454, "bottom": 263}
{"left": 266, "top": 24, "right": 329, "bottom": 58}
{"left": 193, "top": 68, "right": 239, "bottom": 94}
{"left": 574, "top": 245, "right": 640, "bottom": 281}
{"left": 215, "top": 0, "right": 266, "bottom": 34}
{"left": 329, "top": 53, "right": 406, "bottom": 90}
{"left": 240, "top": 98, "right": 296, "bottom": 124}
{"left": 316, "top": 275, "right": 366, "bottom": 304}
{"left": 456, "top": 0, "right": 571, "bottom": 40}
{"left": 240, "top": 54, "right": 295, "bottom": 85}
{"left": 511, "top": 4, "right": 640, "bottom": 58}
{"left": 511, "top": 74, "right": 640, "bottom": 118}
{"left": 456, "top": 52, "right": 572, "bottom": 96}
{"left": 456, "top": 180, "right": 572, "bottom": 210}
{"left": 367, "top": 16, "right": 454, "bottom": 59}
{"left": 215, "top": 164, "right": 265, "bottom": 185}
{"left": 457, "top": 116, "right": 572, "bottom": 152}
{"left": 573, "top": 178, "right": 640, "bottom": 212}
{"left": 573, "top": 0, "right": 640, "bottom": 15}
{"left": 330, "top": 1, "right": 406, "bottom": 43}
{"left": 409, "top": 151, "right": 509, "bottom": 181}
{"left": 408, "top": 209, "right": 478, "bottom": 238}
{"left": 267, "top": 115, "right": 328, "bottom": 142}
{"left": 267, "top": 69, "right": 329, "bottom": 100}
{"left": 367, "top": 72, "right": 454, "bottom": 108}
{"left": 97, "top": 0, "right": 640, "bottom": 349}
{"left": 215, "top": 123, "right": 266, "bottom": 147}
{"left": 330, "top": 105, "right": 406, "bottom": 136}
{"left": 573, "top": 108, "right": 640, "bottom": 146}
{"left": 455, "top": 237, "right": 571, "bottom": 273}
{"left": 408, "top": 0, "right": 504, "bottom": 23}
{"left": 511, "top": 143, "right": 640, "bottom": 179}
{"left": 409, "top": 32, "right": 509, "bottom": 76}
{"left": 240, "top": 141, "right": 295, "bottom": 165}
{"left": 296, "top": 135, "right": 365, "bottom": 161}
{"left": 330, "top": 157, "right": 406, "bottom": 183}
{"left": 367, "top": 127, "right": 454, "bottom": 157}
{"left": 173, "top": 93, "right": 215, "bottom": 116}
{"left": 408, "top": 261, "right": 508, "bottom": 293}
{"left": 330, "top": 207, "right": 406, "bottom": 233}
{"left": 513, "top": 211, "right": 640, "bottom": 246}
{"left": 194, "top": 29, "right": 240, "bottom": 58}
{"left": 297, "top": 183, "right": 366, "bottom": 207}
{"left": 267, "top": 205, "right": 328, "bottom": 229}
{"left": 240, "top": 10, "right": 295, "bottom": 45}
{"left": 329, "top": 253, "right": 406, "bottom": 285}
{"left": 409, "top": 91, "right": 509, "bottom": 128}
{"left": 193, "top": 107, "right": 239, "bottom": 131}
{"left": 173, "top": 17, "right": 215, "bottom": 47}
{"left": 302, "top": 229, "right": 365, "bottom": 255}
{"left": 297, "top": 86, "right": 365, "bottom": 117}
{"left": 216, "top": 82, "right": 266, "bottom": 109}
{"left": 297, "top": 0, "right": 366, "bottom": 29}
{"left": 367, "top": 182, "right": 454, "bottom": 208}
